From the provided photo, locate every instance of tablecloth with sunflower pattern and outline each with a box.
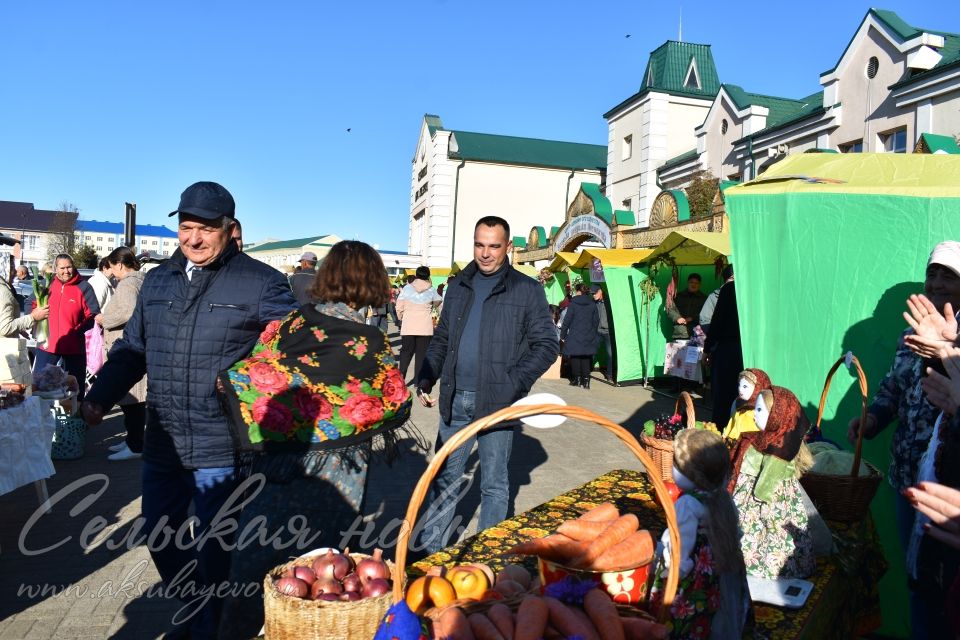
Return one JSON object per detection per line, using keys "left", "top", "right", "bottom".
{"left": 410, "top": 469, "right": 886, "bottom": 640}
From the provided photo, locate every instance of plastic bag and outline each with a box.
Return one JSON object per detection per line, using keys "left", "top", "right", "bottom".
{"left": 85, "top": 325, "right": 105, "bottom": 376}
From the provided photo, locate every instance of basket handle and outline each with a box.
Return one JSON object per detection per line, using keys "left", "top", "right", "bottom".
{"left": 815, "top": 354, "right": 869, "bottom": 478}
{"left": 390, "top": 403, "right": 682, "bottom": 623}
{"left": 674, "top": 391, "right": 696, "bottom": 429}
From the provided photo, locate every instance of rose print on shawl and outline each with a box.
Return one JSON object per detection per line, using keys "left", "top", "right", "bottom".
{"left": 294, "top": 387, "right": 333, "bottom": 423}
{"left": 252, "top": 396, "right": 295, "bottom": 434}
{"left": 339, "top": 393, "right": 385, "bottom": 429}
{"left": 380, "top": 368, "right": 409, "bottom": 406}
{"left": 345, "top": 337, "right": 368, "bottom": 360}
{"left": 247, "top": 362, "right": 290, "bottom": 394}
{"left": 259, "top": 319, "right": 282, "bottom": 345}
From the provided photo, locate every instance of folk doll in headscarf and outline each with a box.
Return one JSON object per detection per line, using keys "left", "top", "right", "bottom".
{"left": 650, "top": 429, "right": 750, "bottom": 640}
{"left": 731, "top": 385, "right": 817, "bottom": 579}
{"left": 722, "top": 368, "right": 772, "bottom": 442}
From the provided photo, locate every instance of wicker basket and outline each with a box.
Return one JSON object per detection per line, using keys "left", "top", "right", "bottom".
{"left": 263, "top": 552, "right": 399, "bottom": 640}
{"left": 389, "top": 403, "right": 682, "bottom": 626}
{"left": 639, "top": 391, "right": 695, "bottom": 482}
{"left": 799, "top": 354, "right": 883, "bottom": 523}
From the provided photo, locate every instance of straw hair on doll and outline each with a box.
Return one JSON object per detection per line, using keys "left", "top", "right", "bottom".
{"left": 731, "top": 385, "right": 817, "bottom": 579}
{"left": 722, "top": 368, "right": 772, "bottom": 441}
{"left": 650, "top": 428, "right": 750, "bottom": 640}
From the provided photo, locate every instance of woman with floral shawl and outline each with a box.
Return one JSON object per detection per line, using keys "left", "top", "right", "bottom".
{"left": 217, "top": 241, "right": 414, "bottom": 638}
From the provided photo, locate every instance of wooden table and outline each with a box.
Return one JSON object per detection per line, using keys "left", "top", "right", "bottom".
{"left": 412, "top": 469, "right": 887, "bottom": 640}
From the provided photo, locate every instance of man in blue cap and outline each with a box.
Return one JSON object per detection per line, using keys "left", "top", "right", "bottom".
{"left": 82, "top": 181, "right": 296, "bottom": 639}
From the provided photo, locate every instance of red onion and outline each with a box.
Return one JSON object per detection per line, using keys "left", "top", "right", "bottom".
{"left": 312, "top": 549, "right": 354, "bottom": 581}
{"left": 310, "top": 577, "right": 343, "bottom": 600}
{"left": 340, "top": 591, "right": 362, "bottom": 602}
{"left": 362, "top": 578, "right": 391, "bottom": 598}
{"left": 318, "top": 593, "right": 340, "bottom": 601}
{"left": 355, "top": 548, "right": 390, "bottom": 584}
{"left": 293, "top": 566, "right": 316, "bottom": 586}
{"left": 274, "top": 577, "right": 309, "bottom": 598}
{"left": 342, "top": 573, "right": 363, "bottom": 593}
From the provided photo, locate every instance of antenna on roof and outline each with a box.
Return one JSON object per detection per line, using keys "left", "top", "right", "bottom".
{"left": 678, "top": 7, "right": 682, "bottom": 42}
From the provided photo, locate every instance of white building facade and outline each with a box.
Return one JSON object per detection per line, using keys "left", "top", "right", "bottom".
{"left": 75, "top": 220, "right": 179, "bottom": 257}
{"left": 409, "top": 115, "right": 607, "bottom": 267}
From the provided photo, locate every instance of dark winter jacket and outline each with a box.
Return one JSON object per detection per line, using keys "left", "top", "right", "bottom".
{"left": 560, "top": 294, "right": 599, "bottom": 357}
{"left": 40, "top": 272, "right": 100, "bottom": 355}
{"left": 418, "top": 262, "right": 558, "bottom": 425}
{"left": 87, "top": 243, "right": 296, "bottom": 469}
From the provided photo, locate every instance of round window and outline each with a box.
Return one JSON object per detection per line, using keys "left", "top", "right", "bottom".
{"left": 866, "top": 56, "right": 879, "bottom": 79}
{"left": 721, "top": 119, "right": 729, "bottom": 135}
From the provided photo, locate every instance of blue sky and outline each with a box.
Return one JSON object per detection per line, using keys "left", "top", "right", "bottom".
{"left": 2, "top": 1, "right": 959, "bottom": 251}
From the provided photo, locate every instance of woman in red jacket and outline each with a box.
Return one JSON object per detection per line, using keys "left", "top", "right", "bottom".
{"left": 33, "top": 254, "right": 100, "bottom": 401}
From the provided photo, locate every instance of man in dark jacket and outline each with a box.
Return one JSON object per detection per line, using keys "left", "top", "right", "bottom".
{"left": 81, "top": 182, "right": 296, "bottom": 640}
{"left": 704, "top": 266, "right": 742, "bottom": 426}
{"left": 288, "top": 250, "right": 317, "bottom": 305}
{"left": 667, "top": 272, "right": 707, "bottom": 339}
{"left": 416, "top": 216, "right": 558, "bottom": 553}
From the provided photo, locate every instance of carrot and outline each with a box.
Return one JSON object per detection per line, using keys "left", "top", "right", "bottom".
{"left": 543, "top": 596, "right": 600, "bottom": 640}
{"left": 486, "top": 603, "right": 515, "bottom": 640}
{"left": 435, "top": 607, "right": 475, "bottom": 640}
{"left": 571, "top": 514, "right": 640, "bottom": 569}
{"left": 583, "top": 589, "right": 625, "bottom": 640}
{"left": 506, "top": 534, "right": 587, "bottom": 564}
{"left": 492, "top": 579, "right": 526, "bottom": 598}
{"left": 542, "top": 626, "right": 564, "bottom": 640}
{"left": 514, "top": 595, "right": 549, "bottom": 640}
{"left": 588, "top": 529, "right": 655, "bottom": 571}
{"left": 557, "top": 519, "right": 617, "bottom": 541}
{"left": 567, "top": 606, "right": 602, "bottom": 640}
{"left": 469, "top": 613, "right": 506, "bottom": 640}
{"left": 579, "top": 502, "right": 620, "bottom": 521}
{"left": 620, "top": 616, "right": 668, "bottom": 640}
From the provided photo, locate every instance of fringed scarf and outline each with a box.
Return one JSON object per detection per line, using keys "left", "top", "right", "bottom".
{"left": 219, "top": 303, "right": 423, "bottom": 482}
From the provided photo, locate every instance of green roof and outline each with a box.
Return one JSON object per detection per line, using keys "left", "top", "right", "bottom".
{"left": 605, "top": 41, "right": 720, "bottom": 118}
{"left": 247, "top": 235, "right": 329, "bottom": 253}
{"left": 721, "top": 84, "right": 808, "bottom": 128}
{"left": 424, "top": 114, "right": 443, "bottom": 136}
{"left": 732, "top": 92, "right": 825, "bottom": 145}
{"left": 448, "top": 130, "right": 606, "bottom": 171}
{"left": 613, "top": 209, "right": 636, "bottom": 226}
{"left": 579, "top": 182, "right": 613, "bottom": 223}
{"left": 512, "top": 236, "right": 527, "bottom": 248}
{"left": 919, "top": 133, "right": 960, "bottom": 154}
{"left": 825, "top": 9, "right": 960, "bottom": 88}
{"left": 659, "top": 148, "right": 700, "bottom": 172}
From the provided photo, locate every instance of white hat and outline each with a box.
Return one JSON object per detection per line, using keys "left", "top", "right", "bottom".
{"left": 928, "top": 241, "right": 960, "bottom": 277}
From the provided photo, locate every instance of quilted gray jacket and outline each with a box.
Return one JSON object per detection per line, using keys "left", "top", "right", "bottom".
{"left": 87, "top": 244, "right": 296, "bottom": 468}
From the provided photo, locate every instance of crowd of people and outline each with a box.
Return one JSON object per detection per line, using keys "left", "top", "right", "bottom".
{"left": 4, "top": 180, "right": 957, "bottom": 638}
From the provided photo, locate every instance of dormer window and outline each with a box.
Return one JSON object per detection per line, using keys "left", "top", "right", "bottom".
{"left": 684, "top": 58, "right": 701, "bottom": 90}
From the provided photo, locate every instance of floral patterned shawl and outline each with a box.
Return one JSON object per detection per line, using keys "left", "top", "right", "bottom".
{"left": 219, "top": 304, "right": 412, "bottom": 456}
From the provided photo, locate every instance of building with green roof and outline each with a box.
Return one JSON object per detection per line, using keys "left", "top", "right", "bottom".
{"left": 603, "top": 41, "right": 721, "bottom": 229}
{"left": 409, "top": 114, "right": 607, "bottom": 267}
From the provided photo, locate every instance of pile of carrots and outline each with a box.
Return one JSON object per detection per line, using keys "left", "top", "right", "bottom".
{"left": 432, "top": 588, "right": 667, "bottom": 640}
{"left": 506, "top": 503, "right": 654, "bottom": 571}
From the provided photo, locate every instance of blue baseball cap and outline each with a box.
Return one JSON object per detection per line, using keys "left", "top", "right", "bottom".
{"left": 168, "top": 181, "right": 235, "bottom": 220}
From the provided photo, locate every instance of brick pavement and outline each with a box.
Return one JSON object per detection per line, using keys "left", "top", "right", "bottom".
{"left": 0, "top": 353, "right": 700, "bottom": 639}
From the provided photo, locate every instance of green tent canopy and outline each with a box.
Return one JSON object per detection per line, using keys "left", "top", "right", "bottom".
{"left": 725, "top": 152, "right": 960, "bottom": 638}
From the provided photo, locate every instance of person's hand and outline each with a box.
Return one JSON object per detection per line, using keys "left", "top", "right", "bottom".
{"left": 81, "top": 401, "right": 105, "bottom": 426}
{"left": 676, "top": 318, "right": 688, "bottom": 325}
{"left": 30, "top": 306, "right": 49, "bottom": 322}
{"left": 904, "top": 294, "right": 958, "bottom": 358}
{"left": 416, "top": 383, "right": 435, "bottom": 408}
{"left": 905, "top": 481, "right": 960, "bottom": 550}
{"left": 921, "top": 345, "right": 960, "bottom": 414}
{"left": 847, "top": 413, "right": 878, "bottom": 444}
{"left": 94, "top": 314, "right": 103, "bottom": 326}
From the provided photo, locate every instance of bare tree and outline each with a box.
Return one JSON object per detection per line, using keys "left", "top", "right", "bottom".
{"left": 45, "top": 201, "right": 80, "bottom": 263}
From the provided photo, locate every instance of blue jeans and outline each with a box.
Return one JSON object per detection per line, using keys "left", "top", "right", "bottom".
{"left": 141, "top": 461, "right": 238, "bottom": 640}
{"left": 419, "top": 390, "right": 514, "bottom": 553}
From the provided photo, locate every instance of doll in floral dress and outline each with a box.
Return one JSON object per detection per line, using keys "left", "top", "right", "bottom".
{"left": 731, "top": 385, "right": 816, "bottom": 579}
{"left": 650, "top": 428, "right": 750, "bottom": 640}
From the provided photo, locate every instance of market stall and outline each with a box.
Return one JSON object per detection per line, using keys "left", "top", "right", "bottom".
{"left": 724, "top": 152, "right": 960, "bottom": 637}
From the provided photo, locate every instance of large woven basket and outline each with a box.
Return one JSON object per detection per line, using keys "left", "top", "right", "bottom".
{"left": 800, "top": 354, "right": 883, "bottom": 523}
{"left": 389, "top": 403, "right": 682, "bottom": 626}
{"left": 639, "top": 391, "right": 695, "bottom": 482}
{"left": 263, "top": 552, "right": 399, "bottom": 640}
